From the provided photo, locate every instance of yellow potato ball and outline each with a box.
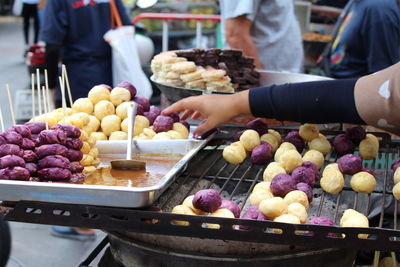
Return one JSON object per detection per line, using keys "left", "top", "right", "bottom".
{"left": 101, "top": 114, "right": 121, "bottom": 136}
{"left": 88, "top": 85, "right": 111, "bottom": 104}
{"left": 79, "top": 130, "right": 89, "bottom": 141}
{"left": 322, "top": 163, "right": 339, "bottom": 175}
{"left": 167, "top": 130, "right": 183, "bottom": 139}
{"left": 263, "top": 162, "right": 286, "bottom": 182}
{"left": 249, "top": 190, "right": 274, "bottom": 205}
{"left": 171, "top": 205, "right": 196, "bottom": 226}
{"left": 109, "top": 131, "right": 128, "bottom": 140}
{"left": 43, "top": 113, "right": 59, "bottom": 127}
{"left": 173, "top": 122, "right": 189, "bottom": 139}
{"left": 86, "top": 115, "right": 100, "bottom": 132}
{"left": 308, "top": 135, "right": 332, "bottom": 155}
{"left": 83, "top": 166, "right": 97, "bottom": 175}
{"left": 69, "top": 112, "right": 90, "bottom": 129}
{"left": 90, "top": 132, "right": 108, "bottom": 141}
{"left": 94, "top": 100, "right": 115, "bottom": 121}
{"left": 259, "top": 197, "right": 288, "bottom": 220}
{"left": 72, "top": 98, "right": 94, "bottom": 114}
{"left": 340, "top": 209, "right": 369, "bottom": 239}
{"left": 302, "top": 149, "right": 325, "bottom": 168}
{"left": 121, "top": 115, "right": 150, "bottom": 136}
{"left": 141, "top": 128, "right": 156, "bottom": 139}
{"left": 350, "top": 171, "right": 376, "bottom": 194}
{"left": 239, "top": 129, "right": 260, "bottom": 151}
{"left": 268, "top": 129, "right": 282, "bottom": 144}
{"left": 299, "top": 123, "right": 319, "bottom": 142}
{"left": 394, "top": 167, "right": 400, "bottom": 184}
{"left": 252, "top": 181, "right": 271, "bottom": 193}
{"left": 279, "top": 142, "right": 297, "bottom": 150}
{"left": 53, "top": 107, "right": 75, "bottom": 116}
{"left": 393, "top": 182, "right": 400, "bottom": 200}
{"left": 87, "top": 135, "right": 97, "bottom": 147}
{"left": 287, "top": 202, "right": 308, "bottom": 224}
{"left": 284, "top": 190, "right": 309, "bottom": 209}
{"left": 152, "top": 132, "right": 172, "bottom": 140}
{"left": 80, "top": 142, "right": 91, "bottom": 154}
{"left": 223, "top": 143, "right": 247, "bottom": 165}
{"left": 273, "top": 214, "right": 301, "bottom": 224}
{"left": 110, "top": 87, "right": 131, "bottom": 106}
{"left": 115, "top": 102, "right": 132, "bottom": 120}
{"left": 320, "top": 170, "right": 345, "bottom": 194}
{"left": 88, "top": 147, "right": 99, "bottom": 158}
{"left": 278, "top": 150, "right": 303, "bottom": 173}
{"left": 260, "top": 133, "right": 279, "bottom": 152}
{"left": 208, "top": 208, "right": 235, "bottom": 229}
{"left": 80, "top": 154, "right": 94, "bottom": 167}
{"left": 359, "top": 134, "right": 379, "bottom": 160}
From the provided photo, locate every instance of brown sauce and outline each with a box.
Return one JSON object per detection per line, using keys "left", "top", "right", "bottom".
{"left": 81, "top": 154, "right": 183, "bottom": 187}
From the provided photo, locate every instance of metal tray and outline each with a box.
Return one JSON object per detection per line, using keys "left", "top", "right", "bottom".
{"left": 151, "top": 71, "right": 332, "bottom": 103}
{"left": 0, "top": 137, "right": 212, "bottom": 208}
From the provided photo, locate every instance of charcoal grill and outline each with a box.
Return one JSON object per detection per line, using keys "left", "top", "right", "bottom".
{"left": 1, "top": 128, "right": 400, "bottom": 266}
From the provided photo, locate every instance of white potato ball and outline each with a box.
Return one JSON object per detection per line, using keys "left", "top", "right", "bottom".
{"left": 110, "top": 87, "right": 131, "bottom": 106}
{"left": 115, "top": 102, "right": 132, "bottom": 120}
{"left": 249, "top": 190, "right": 274, "bottom": 205}
{"left": 54, "top": 107, "right": 75, "bottom": 116}
{"left": 171, "top": 205, "right": 196, "bottom": 226}
{"left": 79, "top": 130, "right": 89, "bottom": 141}
{"left": 167, "top": 130, "right": 183, "bottom": 139}
{"left": 323, "top": 163, "right": 339, "bottom": 175}
{"left": 152, "top": 132, "right": 172, "bottom": 140}
{"left": 208, "top": 208, "right": 235, "bottom": 229}
{"left": 302, "top": 149, "right": 325, "bottom": 168}
{"left": 141, "top": 128, "right": 156, "bottom": 139}
{"left": 223, "top": 143, "right": 247, "bottom": 165}
{"left": 268, "top": 129, "right": 282, "bottom": 144}
{"left": 109, "top": 131, "right": 128, "bottom": 140}
{"left": 320, "top": 170, "right": 345, "bottom": 194}
{"left": 263, "top": 162, "right": 286, "bottom": 181}
{"left": 72, "top": 98, "right": 94, "bottom": 114}
{"left": 284, "top": 190, "right": 310, "bottom": 209}
{"left": 340, "top": 209, "right": 369, "bottom": 239}
{"left": 173, "top": 122, "right": 189, "bottom": 139}
{"left": 359, "top": 134, "right": 379, "bottom": 160}
{"left": 101, "top": 114, "right": 121, "bottom": 136}
{"left": 394, "top": 168, "right": 400, "bottom": 184}
{"left": 279, "top": 142, "right": 297, "bottom": 150}
{"left": 69, "top": 112, "right": 90, "bottom": 128}
{"left": 287, "top": 203, "right": 308, "bottom": 223}
{"left": 259, "top": 197, "right": 288, "bottom": 220}
{"left": 94, "top": 100, "right": 115, "bottom": 121}
{"left": 299, "top": 123, "right": 319, "bottom": 142}
{"left": 260, "top": 133, "right": 279, "bottom": 152}
{"left": 239, "top": 129, "right": 260, "bottom": 152}
{"left": 278, "top": 150, "right": 303, "bottom": 173}
{"left": 85, "top": 115, "right": 100, "bottom": 133}
{"left": 273, "top": 214, "right": 301, "bottom": 224}
{"left": 253, "top": 181, "right": 271, "bottom": 193}
{"left": 308, "top": 135, "right": 332, "bottom": 155}
{"left": 121, "top": 115, "right": 150, "bottom": 136}
{"left": 90, "top": 132, "right": 108, "bottom": 141}
{"left": 88, "top": 85, "right": 111, "bottom": 104}
{"left": 393, "top": 182, "right": 400, "bottom": 200}
{"left": 350, "top": 171, "right": 376, "bottom": 194}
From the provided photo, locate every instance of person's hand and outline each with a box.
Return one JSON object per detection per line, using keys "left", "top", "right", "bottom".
{"left": 163, "top": 91, "right": 251, "bottom": 136}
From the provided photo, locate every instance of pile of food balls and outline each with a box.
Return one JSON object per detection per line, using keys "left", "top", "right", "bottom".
{"left": 0, "top": 122, "right": 85, "bottom": 182}
{"left": 391, "top": 158, "right": 400, "bottom": 201}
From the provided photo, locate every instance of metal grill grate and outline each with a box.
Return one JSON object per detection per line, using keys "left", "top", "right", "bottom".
{"left": 2, "top": 129, "right": 400, "bottom": 252}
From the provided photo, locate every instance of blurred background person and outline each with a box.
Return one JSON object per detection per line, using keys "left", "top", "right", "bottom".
{"left": 40, "top": 0, "right": 131, "bottom": 107}
{"left": 319, "top": 0, "right": 400, "bottom": 78}
{"left": 219, "top": 0, "right": 304, "bottom": 72}
{"left": 22, "top": 0, "right": 39, "bottom": 52}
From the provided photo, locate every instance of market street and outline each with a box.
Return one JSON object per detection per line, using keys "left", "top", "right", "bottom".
{"left": 0, "top": 17, "right": 106, "bottom": 267}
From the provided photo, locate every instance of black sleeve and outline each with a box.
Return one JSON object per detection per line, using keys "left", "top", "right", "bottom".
{"left": 249, "top": 78, "right": 365, "bottom": 124}
{"left": 45, "top": 44, "right": 60, "bottom": 89}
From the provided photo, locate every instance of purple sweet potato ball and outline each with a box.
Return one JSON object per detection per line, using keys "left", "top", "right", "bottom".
{"left": 135, "top": 103, "right": 144, "bottom": 116}
{"left": 70, "top": 172, "right": 86, "bottom": 183}
{"left": 338, "top": 154, "right": 362, "bottom": 175}
{"left": 8, "top": 166, "right": 30, "bottom": 181}
{"left": 284, "top": 131, "right": 305, "bottom": 153}
{"left": 233, "top": 130, "right": 245, "bottom": 142}
{"left": 345, "top": 126, "right": 366, "bottom": 144}
{"left": 0, "top": 168, "right": 8, "bottom": 180}
{"left": 0, "top": 144, "right": 23, "bottom": 157}
{"left": 37, "top": 167, "right": 72, "bottom": 181}
{"left": 153, "top": 115, "right": 174, "bottom": 133}
{"left": 70, "top": 162, "right": 84, "bottom": 173}
{"left": 134, "top": 97, "right": 150, "bottom": 112}
{"left": 246, "top": 118, "right": 268, "bottom": 136}
{"left": 362, "top": 168, "right": 376, "bottom": 178}
{"left": 66, "top": 149, "right": 84, "bottom": 162}
{"left": 98, "top": 84, "right": 112, "bottom": 91}
{"left": 302, "top": 161, "right": 320, "bottom": 181}
{"left": 22, "top": 150, "right": 38, "bottom": 163}
{"left": 66, "top": 138, "right": 83, "bottom": 150}
{"left": 2, "top": 131, "right": 23, "bottom": 146}
{"left": 38, "top": 130, "right": 67, "bottom": 145}
{"left": 143, "top": 112, "right": 158, "bottom": 125}
{"left": 239, "top": 205, "right": 267, "bottom": 230}
{"left": 0, "top": 155, "right": 25, "bottom": 169}
{"left": 168, "top": 112, "right": 180, "bottom": 123}
{"left": 21, "top": 138, "right": 35, "bottom": 150}
{"left": 25, "top": 163, "right": 37, "bottom": 176}
{"left": 270, "top": 174, "right": 296, "bottom": 197}
{"left": 35, "top": 144, "right": 69, "bottom": 159}
{"left": 149, "top": 105, "right": 162, "bottom": 116}
{"left": 292, "top": 166, "right": 316, "bottom": 186}
{"left": 38, "top": 155, "right": 71, "bottom": 170}
{"left": 192, "top": 189, "right": 222, "bottom": 213}
{"left": 220, "top": 200, "right": 241, "bottom": 218}
{"left": 0, "top": 136, "right": 5, "bottom": 146}
{"left": 251, "top": 142, "right": 272, "bottom": 165}
{"left": 10, "top": 125, "right": 32, "bottom": 139}
{"left": 51, "top": 124, "right": 81, "bottom": 138}
{"left": 179, "top": 120, "right": 190, "bottom": 131}
{"left": 308, "top": 216, "right": 335, "bottom": 226}
{"left": 24, "top": 121, "right": 46, "bottom": 134}
{"left": 296, "top": 182, "right": 313, "bottom": 202}
{"left": 333, "top": 134, "right": 355, "bottom": 156}
{"left": 116, "top": 81, "right": 137, "bottom": 99}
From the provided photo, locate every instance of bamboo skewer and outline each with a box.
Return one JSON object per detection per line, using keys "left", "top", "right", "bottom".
{"left": 59, "top": 77, "right": 67, "bottom": 124}
{"left": 0, "top": 103, "right": 4, "bottom": 132}
{"left": 36, "top": 69, "right": 42, "bottom": 116}
{"left": 44, "top": 69, "right": 51, "bottom": 111}
{"left": 62, "top": 65, "right": 73, "bottom": 108}
{"left": 31, "top": 73, "right": 36, "bottom": 121}
{"left": 5, "top": 84, "right": 15, "bottom": 125}
{"left": 42, "top": 86, "right": 48, "bottom": 130}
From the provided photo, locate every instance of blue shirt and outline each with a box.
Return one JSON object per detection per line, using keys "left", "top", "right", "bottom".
{"left": 329, "top": 0, "right": 400, "bottom": 78}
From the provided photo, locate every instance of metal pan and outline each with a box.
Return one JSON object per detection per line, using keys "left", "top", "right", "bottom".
{"left": 0, "top": 136, "right": 213, "bottom": 208}
{"left": 151, "top": 71, "right": 332, "bottom": 103}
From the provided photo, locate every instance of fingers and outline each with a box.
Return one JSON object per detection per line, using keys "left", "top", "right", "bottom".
{"left": 191, "top": 111, "right": 203, "bottom": 120}
{"left": 194, "top": 119, "right": 216, "bottom": 137}
{"left": 181, "top": 110, "right": 194, "bottom": 120}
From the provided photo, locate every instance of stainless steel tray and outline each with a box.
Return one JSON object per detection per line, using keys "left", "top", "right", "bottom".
{"left": 151, "top": 71, "right": 332, "bottom": 103}
{"left": 0, "top": 137, "right": 212, "bottom": 208}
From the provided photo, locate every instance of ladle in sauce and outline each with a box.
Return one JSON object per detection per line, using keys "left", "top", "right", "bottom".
{"left": 111, "top": 103, "right": 146, "bottom": 170}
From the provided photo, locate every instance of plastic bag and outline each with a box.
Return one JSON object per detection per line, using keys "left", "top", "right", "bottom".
{"left": 12, "top": 0, "right": 23, "bottom": 16}
{"left": 104, "top": 26, "right": 152, "bottom": 99}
